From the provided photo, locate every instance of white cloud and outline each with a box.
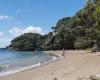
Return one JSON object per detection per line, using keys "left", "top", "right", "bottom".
{"left": 0, "top": 32, "right": 4, "bottom": 36}
{"left": 9, "top": 26, "right": 44, "bottom": 37}
{"left": 22, "top": 26, "right": 43, "bottom": 34}
{"left": 0, "top": 32, "right": 11, "bottom": 48}
{"left": 0, "top": 38, "right": 11, "bottom": 48}
{"left": 0, "top": 15, "right": 13, "bottom": 20}
{"left": 9, "top": 27, "right": 22, "bottom": 37}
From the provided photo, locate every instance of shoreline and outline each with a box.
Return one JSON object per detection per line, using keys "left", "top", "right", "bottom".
{"left": 1, "top": 50, "right": 100, "bottom": 80}
{"left": 0, "top": 51, "right": 63, "bottom": 77}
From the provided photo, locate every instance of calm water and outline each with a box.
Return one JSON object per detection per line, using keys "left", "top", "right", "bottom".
{"left": 0, "top": 49, "right": 54, "bottom": 76}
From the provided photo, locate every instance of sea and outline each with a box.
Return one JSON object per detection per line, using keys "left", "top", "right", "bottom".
{"left": 0, "top": 49, "right": 58, "bottom": 76}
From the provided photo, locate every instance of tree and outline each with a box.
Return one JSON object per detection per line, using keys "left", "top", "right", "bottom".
{"left": 7, "top": 33, "right": 46, "bottom": 51}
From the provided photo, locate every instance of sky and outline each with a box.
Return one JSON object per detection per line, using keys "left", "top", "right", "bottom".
{"left": 0, "top": 0, "right": 85, "bottom": 48}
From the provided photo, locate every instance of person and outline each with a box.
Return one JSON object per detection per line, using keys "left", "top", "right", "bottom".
{"left": 62, "top": 49, "right": 66, "bottom": 58}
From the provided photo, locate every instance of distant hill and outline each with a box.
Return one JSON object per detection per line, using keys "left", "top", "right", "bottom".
{"left": 7, "top": 33, "right": 47, "bottom": 51}
{"left": 0, "top": 48, "right": 6, "bottom": 50}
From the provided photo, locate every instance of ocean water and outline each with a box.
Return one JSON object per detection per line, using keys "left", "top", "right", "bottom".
{"left": 0, "top": 49, "right": 55, "bottom": 76}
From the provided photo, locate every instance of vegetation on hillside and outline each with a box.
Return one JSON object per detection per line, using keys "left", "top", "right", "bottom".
{"left": 43, "top": 0, "right": 100, "bottom": 50}
{"left": 8, "top": 0, "right": 100, "bottom": 51}
{"left": 7, "top": 33, "right": 47, "bottom": 51}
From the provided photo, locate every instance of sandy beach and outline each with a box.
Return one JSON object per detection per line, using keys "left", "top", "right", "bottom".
{"left": 0, "top": 50, "right": 100, "bottom": 80}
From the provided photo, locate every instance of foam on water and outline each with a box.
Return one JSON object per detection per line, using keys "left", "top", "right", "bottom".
{"left": 0, "top": 55, "right": 63, "bottom": 76}
{"left": 0, "top": 62, "right": 41, "bottom": 76}
{"left": 0, "top": 50, "right": 63, "bottom": 77}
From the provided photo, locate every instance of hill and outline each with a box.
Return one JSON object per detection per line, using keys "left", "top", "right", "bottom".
{"left": 8, "top": 0, "right": 100, "bottom": 51}
{"left": 7, "top": 33, "right": 47, "bottom": 51}
{"left": 43, "top": 0, "right": 100, "bottom": 50}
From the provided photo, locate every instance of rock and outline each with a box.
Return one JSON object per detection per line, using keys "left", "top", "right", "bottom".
{"left": 90, "top": 73, "right": 100, "bottom": 80}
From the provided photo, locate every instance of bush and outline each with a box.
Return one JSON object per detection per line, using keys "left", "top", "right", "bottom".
{"left": 74, "top": 39, "right": 95, "bottom": 49}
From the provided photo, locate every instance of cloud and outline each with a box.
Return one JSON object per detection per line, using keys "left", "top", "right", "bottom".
{"left": 9, "top": 27, "right": 22, "bottom": 37}
{"left": 0, "top": 38, "right": 11, "bottom": 48}
{"left": 0, "top": 15, "right": 13, "bottom": 20}
{"left": 9, "top": 26, "right": 44, "bottom": 37}
{"left": 22, "top": 26, "right": 43, "bottom": 34}
{"left": 0, "top": 32, "right": 4, "bottom": 36}
{"left": 0, "top": 32, "right": 11, "bottom": 48}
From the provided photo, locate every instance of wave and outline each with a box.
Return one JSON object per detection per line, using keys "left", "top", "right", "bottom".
{"left": 0, "top": 55, "right": 63, "bottom": 77}
{"left": 0, "top": 62, "right": 41, "bottom": 76}
{"left": 42, "top": 55, "right": 63, "bottom": 65}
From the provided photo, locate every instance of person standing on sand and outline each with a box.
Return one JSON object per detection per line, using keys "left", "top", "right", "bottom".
{"left": 62, "top": 49, "right": 66, "bottom": 58}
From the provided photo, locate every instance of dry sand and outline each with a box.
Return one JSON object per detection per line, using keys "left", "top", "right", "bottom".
{"left": 0, "top": 50, "right": 100, "bottom": 80}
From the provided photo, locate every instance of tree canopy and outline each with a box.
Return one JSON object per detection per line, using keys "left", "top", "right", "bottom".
{"left": 7, "top": 33, "right": 47, "bottom": 51}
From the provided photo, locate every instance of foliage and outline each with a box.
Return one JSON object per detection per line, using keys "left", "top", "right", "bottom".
{"left": 8, "top": 0, "right": 100, "bottom": 51}
{"left": 43, "top": 0, "right": 100, "bottom": 50}
{"left": 7, "top": 33, "right": 47, "bottom": 51}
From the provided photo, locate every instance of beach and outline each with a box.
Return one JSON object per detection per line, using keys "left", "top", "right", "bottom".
{"left": 0, "top": 50, "right": 100, "bottom": 80}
